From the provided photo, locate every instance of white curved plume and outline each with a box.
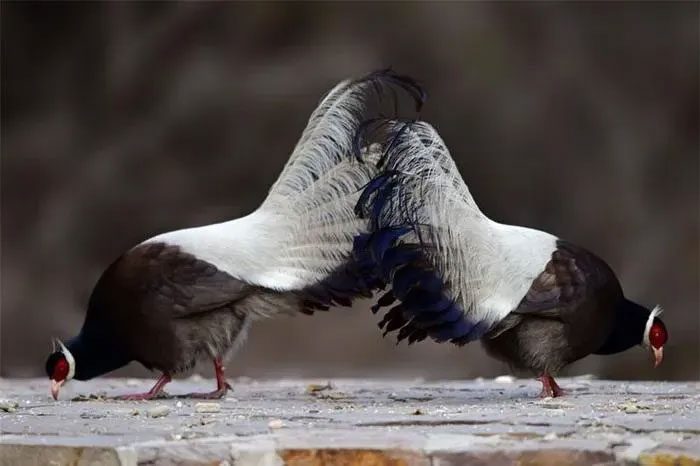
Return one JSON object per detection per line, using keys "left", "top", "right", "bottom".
{"left": 366, "top": 121, "right": 557, "bottom": 329}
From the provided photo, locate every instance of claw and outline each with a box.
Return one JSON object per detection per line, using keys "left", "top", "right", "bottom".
{"left": 538, "top": 374, "right": 565, "bottom": 398}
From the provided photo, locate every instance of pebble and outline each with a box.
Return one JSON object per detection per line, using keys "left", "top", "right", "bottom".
{"left": 619, "top": 402, "right": 642, "bottom": 414}
{"left": 268, "top": 419, "right": 284, "bottom": 429}
{"left": 306, "top": 382, "right": 333, "bottom": 393}
{"left": 0, "top": 400, "right": 19, "bottom": 413}
{"left": 148, "top": 405, "right": 171, "bottom": 418}
{"left": 195, "top": 402, "right": 220, "bottom": 413}
{"left": 494, "top": 375, "right": 515, "bottom": 384}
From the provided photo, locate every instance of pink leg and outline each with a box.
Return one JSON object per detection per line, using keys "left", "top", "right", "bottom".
{"left": 114, "top": 373, "right": 172, "bottom": 400}
{"left": 181, "top": 358, "right": 232, "bottom": 399}
{"left": 538, "top": 373, "right": 565, "bottom": 398}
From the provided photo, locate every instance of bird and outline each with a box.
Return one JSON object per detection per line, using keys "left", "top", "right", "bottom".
{"left": 45, "top": 69, "right": 426, "bottom": 401}
{"left": 353, "top": 118, "right": 668, "bottom": 397}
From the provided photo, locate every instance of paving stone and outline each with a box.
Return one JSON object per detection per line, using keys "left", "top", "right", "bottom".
{"left": 0, "top": 377, "right": 698, "bottom": 465}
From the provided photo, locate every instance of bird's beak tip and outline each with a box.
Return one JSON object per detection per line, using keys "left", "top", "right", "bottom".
{"left": 652, "top": 347, "right": 664, "bottom": 368}
{"left": 50, "top": 380, "right": 63, "bottom": 401}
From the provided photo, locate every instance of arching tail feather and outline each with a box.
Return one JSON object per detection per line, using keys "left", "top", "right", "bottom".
{"left": 368, "top": 226, "right": 412, "bottom": 264}
{"left": 371, "top": 290, "right": 396, "bottom": 314}
{"left": 408, "top": 305, "right": 463, "bottom": 328}
{"left": 354, "top": 118, "right": 387, "bottom": 162}
{"left": 349, "top": 214, "right": 475, "bottom": 345}
{"left": 429, "top": 319, "right": 477, "bottom": 343}
{"left": 180, "top": 71, "right": 428, "bottom": 319}
{"left": 268, "top": 69, "right": 426, "bottom": 202}
{"left": 354, "top": 172, "right": 399, "bottom": 219}
{"left": 396, "top": 324, "right": 418, "bottom": 343}
{"left": 301, "top": 300, "right": 330, "bottom": 314}
{"left": 392, "top": 266, "right": 443, "bottom": 299}
{"left": 380, "top": 305, "right": 408, "bottom": 335}
{"left": 391, "top": 267, "right": 433, "bottom": 300}
{"left": 407, "top": 328, "right": 428, "bottom": 345}
{"left": 353, "top": 118, "right": 417, "bottom": 165}
{"left": 400, "top": 288, "right": 452, "bottom": 313}
{"left": 451, "top": 322, "right": 491, "bottom": 346}
{"left": 363, "top": 68, "right": 427, "bottom": 113}
{"left": 353, "top": 120, "right": 493, "bottom": 346}
{"left": 377, "top": 122, "right": 415, "bottom": 169}
{"left": 379, "top": 245, "right": 422, "bottom": 277}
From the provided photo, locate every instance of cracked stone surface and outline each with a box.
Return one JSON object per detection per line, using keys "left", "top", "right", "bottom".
{"left": 1, "top": 377, "right": 699, "bottom": 465}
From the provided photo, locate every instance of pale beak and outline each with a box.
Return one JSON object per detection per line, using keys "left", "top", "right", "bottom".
{"left": 652, "top": 346, "right": 664, "bottom": 368}
{"left": 51, "top": 379, "right": 64, "bottom": 400}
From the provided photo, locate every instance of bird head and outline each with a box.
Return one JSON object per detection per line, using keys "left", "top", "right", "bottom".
{"left": 642, "top": 306, "right": 667, "bottom": 368}
{"left": 45, "top": 338, "right": 75, "bottom": 400}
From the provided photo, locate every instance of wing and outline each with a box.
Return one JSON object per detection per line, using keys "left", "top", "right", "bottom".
{"left": 515, "top": 245, "right": 586, "bottom": 317}
{"left": 515, "top": 240, "right": 622, "bottom": 321}
{"left": 354, "top": 121, "right": 558, "bottom": 346}
{"left": 81, "top": 241, "right": 254, "bottom": 352}
{"left": 150, "top": 243, "right": 253, "bottom": 315}
{"left": 112, "top": 243, "right": 253, "bottom": 318}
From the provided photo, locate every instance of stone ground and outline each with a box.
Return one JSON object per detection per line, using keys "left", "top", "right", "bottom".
{"left": 1, "top": 377, "right": 699, "bottom": 466}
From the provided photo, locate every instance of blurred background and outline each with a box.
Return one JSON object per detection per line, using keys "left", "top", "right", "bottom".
{"left": 2, "top": 2, "right": 698, "bottom": 381}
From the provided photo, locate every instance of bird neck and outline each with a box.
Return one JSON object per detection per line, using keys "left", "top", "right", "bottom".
{"left": 66, "top": 333, "right": 130, "bottom": 381}
{"left": 594, "top": 298, "right": 648, "bottom": 355}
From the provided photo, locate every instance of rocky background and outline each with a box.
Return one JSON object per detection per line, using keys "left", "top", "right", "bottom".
{"left": 2, "top": 2, "right": 698, "bottom": 380}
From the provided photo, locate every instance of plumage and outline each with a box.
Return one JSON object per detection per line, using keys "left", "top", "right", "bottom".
{"left": 45, "top": 69, "right": 424, "bottom": 400}
{"left": 356, "top": 119, "right": 668, "bottom": 397}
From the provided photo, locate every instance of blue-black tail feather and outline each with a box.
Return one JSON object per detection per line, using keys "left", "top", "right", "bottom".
{"left": 352, "top": 121, "right": 487, "bottom": 347}
{"left": 295, "top": 70, "right": 427, "bottom": 315}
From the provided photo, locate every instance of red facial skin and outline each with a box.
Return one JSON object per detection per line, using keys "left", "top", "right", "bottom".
{"left": 51, "top": 356, "right": 69, "bottom": 400}
{"left": 649, "top": 322, "right": 667, "bottom": 368}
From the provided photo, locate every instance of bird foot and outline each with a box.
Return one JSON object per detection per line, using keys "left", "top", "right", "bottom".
{"left": 112, "top": 373, "right": 172, "bottom": 401}
{"left": 179, "top": 382, "right": 231, "bottom": 400}
{"left": 113, "top": 391, "right": 170, "bottom": 401}
{"left": 539, "top": 387, "right": 566, "bottom": 398}
{"left": 538, "top": 374, "right": 565, "bottom": 398}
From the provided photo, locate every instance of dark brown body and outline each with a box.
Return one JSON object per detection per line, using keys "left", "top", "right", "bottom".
{"left": 481, "top": 240, "right": 623, "bottom": 375}
{"left": 75, "top": 242, "right": 301, "bottom": 379}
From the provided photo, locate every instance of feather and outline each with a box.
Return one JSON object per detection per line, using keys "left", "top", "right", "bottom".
{"left": 357, "top": 120, "right": 557, "bottom": 346}
{"left": 145, "top": 71, "right": 427, "bottom": 302}
{"left": 367, "top": 226, "right": 412, "bottom": 263}
{"left": 378, "top": 245, "right": 422, "bottom": 277}
{"left": 371, "top": 290, "right": 396, "bottom": 314}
